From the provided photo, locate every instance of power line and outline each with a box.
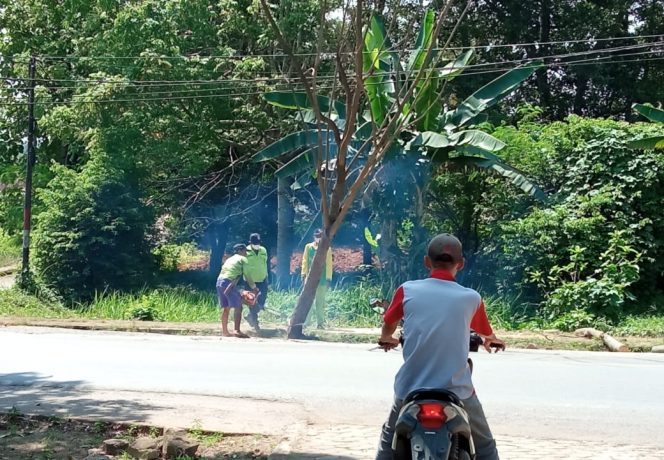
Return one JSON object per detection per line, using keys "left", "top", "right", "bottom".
{"left": 1, "top": 52, "right": 662, "bottom": 105}
{"left": 4, "top": 33, "right": 663, "bottom": 61}
{"left": 2, "top": 40, "right": 660, "bottom": 91}
{"left": 2, "top": 43, "right": 661, "bottom": 99}
{"left": 1, "top": 54, "right": 662, "bottom": 107}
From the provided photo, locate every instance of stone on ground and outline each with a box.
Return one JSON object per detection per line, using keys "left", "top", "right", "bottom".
{"left": 162, "top": 428, "right": 199, "bottom": 458}
{"left": 102, "top": 438, "right": 129, "bottom": 455}
{"left": 127, "top": 437, "right": 161, "bottom": 460}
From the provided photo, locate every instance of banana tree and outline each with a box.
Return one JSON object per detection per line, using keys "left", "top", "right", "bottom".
{"left": 256, "top": 14, "right": 545, "bottom": 200}
{"left": 256, "top": 3, "right": 541, "bottom": 338}
{"left": 629, "top": 104, "right": 664, "bottom": 150}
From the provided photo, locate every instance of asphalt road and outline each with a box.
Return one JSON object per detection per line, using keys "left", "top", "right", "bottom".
{"left": 1, "top": 327, "right": 663, "bottom": 449}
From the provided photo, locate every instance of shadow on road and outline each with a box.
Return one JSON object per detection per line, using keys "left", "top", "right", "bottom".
{"left": 271, "top": 455, "right": 360, "bottom": 460}
{"left": 0, "top": 372, "right": 159, "bottom": 421}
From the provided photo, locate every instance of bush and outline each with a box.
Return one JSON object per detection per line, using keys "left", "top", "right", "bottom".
{"left": 0, "top": 231, "right": 20, "bottom": 267}
{"left": 500, "top": 117, "right": 664, "bottom": 318}
{"left": 33, "top": 159, "right": 155, "bottom": 302}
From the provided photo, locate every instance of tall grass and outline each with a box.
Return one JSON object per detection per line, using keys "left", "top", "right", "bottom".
{"left": 0, "top": 288, "right": 74, "bottom": 318}
{"left": 263, "top": 282, "right": 384, "bottom": 327}
{"left": 78, "top": 282, "right": 385, "bottom": 327}
{"left": 81, "top": 287, "right": 220, "bottom": 322}
{"left": 610, "top": 315, "right": 664, "bottom": 337}
{"left": 0, "top": 232, "right": 20, "bottom": 267}
{"left": 483, "top": 294, "right": 538, "bottom": 330}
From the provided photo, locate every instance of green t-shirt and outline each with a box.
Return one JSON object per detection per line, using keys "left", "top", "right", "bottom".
{"left": 245, "top": 245, "right": 268, "bottom": 283}
{"left": 219, "top": 254, "right": 254, "bottom": 286}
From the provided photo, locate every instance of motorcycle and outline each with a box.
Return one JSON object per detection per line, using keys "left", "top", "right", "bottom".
{"left": 372, "top": 298, "right": 502, "bottom": 460}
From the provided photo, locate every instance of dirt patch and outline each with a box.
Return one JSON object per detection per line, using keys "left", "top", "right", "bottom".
{"left": 0, "top": 413, "right": 276, "bottom": 460}
{"left": 286, "top": 246, "right": 369, "bottom": 274}
{"left": 180, "top": 247, "right": 369, "bottom": 274}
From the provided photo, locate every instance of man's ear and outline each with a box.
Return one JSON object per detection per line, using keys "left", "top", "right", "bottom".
{"left": 424, "top": 255, "right": 432, "bottom": 270}
{"left": 456, "top": 258, "right": 465, "bottom": 271}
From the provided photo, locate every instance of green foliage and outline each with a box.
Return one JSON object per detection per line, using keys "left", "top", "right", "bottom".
{"left": 0, "top": 231, "right": 20, "bottom": 267}
{"left": 84, "top": 286, "right": 218, "bottom": 322}
{"left": 153, "top": 242, "right": 203, "bottom": 272}
{"left": 542, "top": 230, "right": 641, "bottom": 322}
{"left": 127, "top": 305, "right": 163, "bottom": 322}
{"left": 500, "top": 117, "right": 664, "bottom": 320}
{"left": 610, "top": 315, "right": 664, "bottom": 338}
{"left": 33, "top": 159, "right": 155, "bottom": 302}
{"left": 0, "top": 287, "right": 74, "bottom": 318}
{"left": 258, "top": 283, "right": 388, "bottom": 328}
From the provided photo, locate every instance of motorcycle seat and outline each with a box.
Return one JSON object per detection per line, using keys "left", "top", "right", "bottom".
{"left": 402, "top": 388, "right": 463, "bottom": 407}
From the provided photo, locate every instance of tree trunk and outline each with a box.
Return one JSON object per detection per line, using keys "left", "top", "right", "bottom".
{"left": 288, "top": 231, "right": 332, "bottom": 339}
{"left": 536, "top": 0, "right": 552, "bottom": 111}
{"left": 573, "top": 75, "right": 588, "bottom": 115}
{"left": 207, "top": 222, "right": 229, "bottom": 276}
{"left": 276, "top": 177, "right": 295, "bottom": 289}
{"left": 575, "top": 328, "right": 630, "bottom": 352}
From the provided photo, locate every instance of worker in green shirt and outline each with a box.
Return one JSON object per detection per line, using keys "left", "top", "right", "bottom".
{"left": 301, "top": 228, "right": 333, "bottom": 329}
{"left": 244, "top": 233, "right": 269, "bottom": 331}
{"left": 216, "top": 244, "right": 257, "bottom": 338}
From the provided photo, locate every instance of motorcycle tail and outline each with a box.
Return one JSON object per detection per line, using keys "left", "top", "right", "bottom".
{"left": 392, "top": 398, "right": 475, "bottom": 460}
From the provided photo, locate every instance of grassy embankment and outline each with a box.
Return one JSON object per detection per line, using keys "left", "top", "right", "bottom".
{"left": 1, "top": 276, "right": 663, "bottom": 345}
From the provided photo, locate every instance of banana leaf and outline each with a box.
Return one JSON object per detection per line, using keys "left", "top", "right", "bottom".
{"left": 438, "top": 50, "right": 474, "bottom": 80}
{"left": 633, "top": 104, "right": 664, "bottom": 123}
{"left": 411, "top": 131, "right": 452, "bottom": 149}
{"left": 628, "top": 135, "right": 664, "bottom": 150}
{"left": 364, "top": 14, "right": 397, "bottom": 125}
{"left": 450, "top": 152, "right": 547, "bottom": 201}
{"left": 412, "top": 129, "right": 505, "bottom": 151}
{"left": 253, "top": 130, "right": 332, "bottom": 162}
{"left": 407, "top": 10, "right": 435, "bottom": 72}
{"left": 450, "top": 130, "right": 506, "bottom": 151}
{"left": 275, "top": 147, "right": 318, "bottom": 178}
{"left": 443, "top": 61, "right": 542, "bottom": 129}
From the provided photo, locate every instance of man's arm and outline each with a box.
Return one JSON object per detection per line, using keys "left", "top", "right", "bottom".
{"left": 380, "top": 286, "right": 404, "bottom": 349}
{"left": 471, "top": 300, "right": 505, "bottom": 353}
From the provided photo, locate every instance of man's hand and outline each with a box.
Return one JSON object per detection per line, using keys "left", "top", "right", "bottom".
{"left": 378, "top": 335, "right": 400, "bottom": 352}
{"left": 482, "top": 334, "right": 506, "bottom": 353}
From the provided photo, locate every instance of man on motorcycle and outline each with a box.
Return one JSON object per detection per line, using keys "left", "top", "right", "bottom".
{"left": 376, "top": 234, "right": 505, "bottom": 460}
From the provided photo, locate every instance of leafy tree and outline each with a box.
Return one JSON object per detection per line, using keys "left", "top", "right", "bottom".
{"left": 446, "top": 0, "right": 664, "bottom": 119}
{"left": 255, "top": 3, "right": 545, "bottom": 336}
{"left": 0, "top": 0, "right": 304, "bottom": 279}
{"left": 500, "top": 117, "right": 664, "bottom": 320}
{"left": 33, "top": 156, "right": 155, "bottom": 301}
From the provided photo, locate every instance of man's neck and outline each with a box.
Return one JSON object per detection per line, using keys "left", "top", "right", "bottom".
{"left": 429, "top": 268, "right": 457, "bottom": 281}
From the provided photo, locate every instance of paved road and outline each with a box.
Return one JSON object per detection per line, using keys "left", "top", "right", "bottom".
{"left": 1, "top": 327, "right": 664, "bottom": 459}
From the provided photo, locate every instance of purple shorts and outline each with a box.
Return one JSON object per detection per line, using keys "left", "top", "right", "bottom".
{"left": 216, "top": 278, "right": 241, "bottom": 309}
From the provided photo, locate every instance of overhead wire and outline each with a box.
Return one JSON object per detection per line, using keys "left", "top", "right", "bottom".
{"left": 4, "top": 33, "right": 662, "bottom": 60}
{"left": 2, "top": 40, "right": 661, "bottom": 91}
{"left": 0, "top": 47, "right": 662, "bottom": 106}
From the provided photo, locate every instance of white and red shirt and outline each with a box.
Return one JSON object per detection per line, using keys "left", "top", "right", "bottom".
{"left": 384, "top": 269, "right": 493, "bottom": 400}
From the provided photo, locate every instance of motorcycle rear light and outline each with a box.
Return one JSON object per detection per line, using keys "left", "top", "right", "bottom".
{"left": 417, "top": 403, "right": 447, "bottom": 429}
